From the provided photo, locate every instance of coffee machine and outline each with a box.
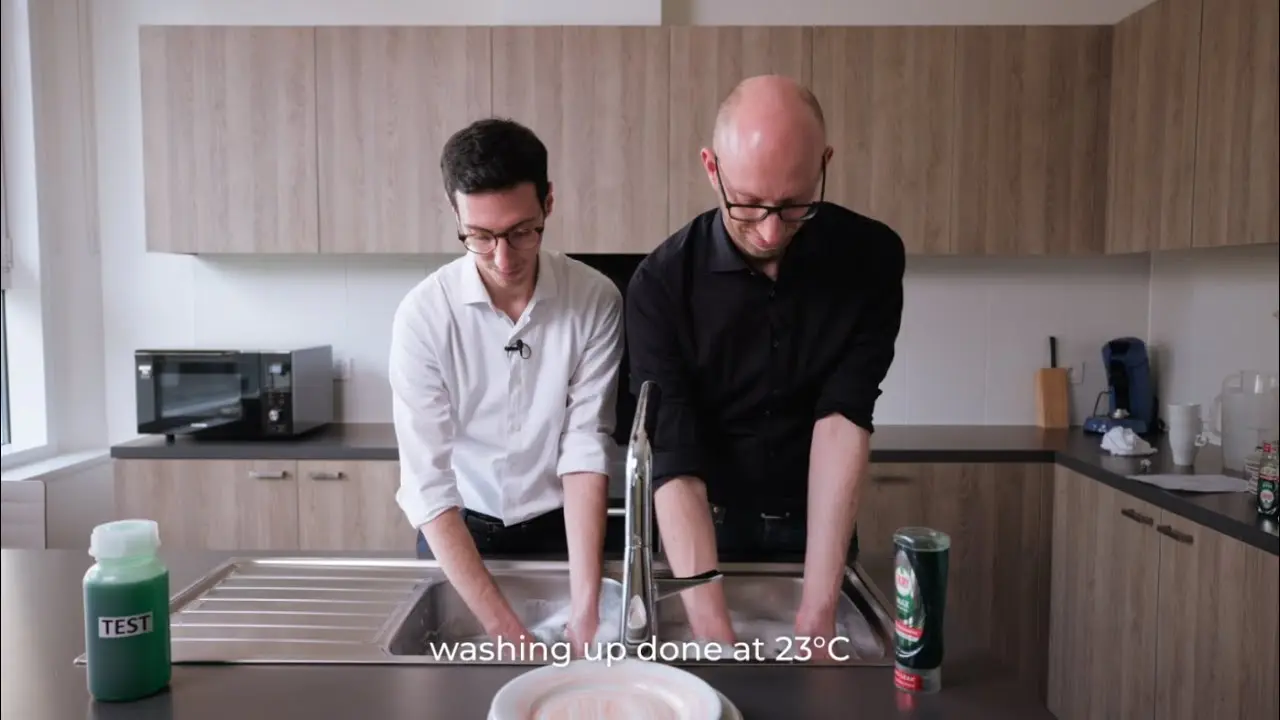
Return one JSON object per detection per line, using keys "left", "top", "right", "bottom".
{"left": 1083, "top": 337, "right": 1161, "bottom": 435}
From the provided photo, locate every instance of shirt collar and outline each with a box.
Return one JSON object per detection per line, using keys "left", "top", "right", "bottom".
{"left": 458, "top": 250, "right": 559, "bottom": 306}
{"left": 707, "top": 208, "right": 823, "bottom": 273}
{"left": 708, "top": 211, "right": 751, "bottom": 273}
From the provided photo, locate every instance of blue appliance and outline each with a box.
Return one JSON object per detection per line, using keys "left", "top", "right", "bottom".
{"left": 1083, "top": 337, "right": 1161, "bottom": 435}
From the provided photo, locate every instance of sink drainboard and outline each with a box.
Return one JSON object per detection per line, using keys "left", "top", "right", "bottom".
{"left": 74, "top": 558, "right": 897, "bottom": 666}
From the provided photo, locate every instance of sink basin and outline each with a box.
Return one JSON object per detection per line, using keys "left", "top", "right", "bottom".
{"left": 383, "top": 561, "right": 893, "bottom": 666}
{"left": 384, "top": 568, "right": 627, "bottom": 656}
{"left": 74, "top": 557, "right": 894, "bottom": 667}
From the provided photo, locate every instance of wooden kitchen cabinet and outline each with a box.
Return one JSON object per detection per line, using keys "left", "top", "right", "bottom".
{"left": 1152, "top": 509, "right": 1280, "bottom": 720}
{"left": 1105, "top": 0, "right": 1204, "bottom": 254}
{"left": 812, "top": 28, "right": 956, "bottom": 256}
{"left": 1191, "top": 0, "right": 1279, "bottom": 248}
{"left": 667, "top": 27, "right": 811, "bottom": 232}
{"left": 114, "top": 458, "right": 300, "bottom": 550}
{"left": 297, "top": 460, "right": 414, "bottom": 551}
{"left": 114, "top": 459, "right": 412, "bottom": 552}
{"left": 1047, "top": 466, "right": 1280, "bottom": 720}
{"left": 1047, "top": 465, "right": 1161, "bottom": 720}
{"left": 858, "top": 462, "right": 1052, "bottom": 697}
{"left": 492, "top": 27, "right": 669, "bottom": 254}
{"left": 139, "top": 26, "right": 319, "bottom": 254}
{"left": 951, "top": 26, "right": 1109, "bottom": 256}
{"left": 316, "top": 27, "right": 492, "bottom": 253}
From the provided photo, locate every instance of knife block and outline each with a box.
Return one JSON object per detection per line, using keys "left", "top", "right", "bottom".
{"left": 1035, "top": 368, "right": 1071, "bottom": 429}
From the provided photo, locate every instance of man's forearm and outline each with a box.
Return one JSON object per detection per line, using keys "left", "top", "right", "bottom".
{"left": 654, "top": 477, "right": 735, "bottom": 640}
{"left": 800, "top": 414, "right": 871, "bottom": 626}
{"left": 421, "top": 509, "right": 526, "bottom": 639}
{"left": 562, "top": 472, "right": 607, "bottom": 618}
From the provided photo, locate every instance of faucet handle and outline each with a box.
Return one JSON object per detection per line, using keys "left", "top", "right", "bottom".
{"left": 653, "top": 568, "right": 723, "bottom": 603}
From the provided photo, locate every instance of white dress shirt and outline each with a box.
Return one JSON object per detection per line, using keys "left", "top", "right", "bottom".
{"left": 389, "top": 250, "right": 624, "bottom": 529}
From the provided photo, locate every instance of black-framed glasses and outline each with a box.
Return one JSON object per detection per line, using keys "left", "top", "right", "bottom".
{"left": 457, "top": 224, "right": 544, "bottom": 255}
{"left": 714, "top": 153, "right": 826, "bottom": 223}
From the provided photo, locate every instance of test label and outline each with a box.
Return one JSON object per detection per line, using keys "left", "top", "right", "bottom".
{"left": 98, "top": 612, "right": 154, "bottom": 639}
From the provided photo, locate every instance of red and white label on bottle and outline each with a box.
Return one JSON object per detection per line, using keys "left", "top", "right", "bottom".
{"left": 894, "top": 667, "right": 925, "bottom": 692}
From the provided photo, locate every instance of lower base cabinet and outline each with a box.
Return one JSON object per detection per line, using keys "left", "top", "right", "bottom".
{"left": 114, "top": 459, "right": 415, "bottom": 552}
{"left": 1047, "top": 466, "right": 1280, "bottom": 720}
{"left": 860, "top": 462, "right": 1053, "bottom": 699}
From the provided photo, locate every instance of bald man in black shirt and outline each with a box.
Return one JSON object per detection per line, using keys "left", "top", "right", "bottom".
{"left": 626, "top": 75, "right": 905, "bottom": 652}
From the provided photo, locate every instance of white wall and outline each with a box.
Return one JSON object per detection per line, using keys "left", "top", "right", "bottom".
{"left": 87, "top": 0, "right": 1166, "bottom": 445}
{"left": 1148, "top": 243, "right": 1280, "bottom": 424}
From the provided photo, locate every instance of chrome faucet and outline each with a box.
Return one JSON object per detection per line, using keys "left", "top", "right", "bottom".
{"left": 620, "top": 380, "right": 723, "bottom": 655}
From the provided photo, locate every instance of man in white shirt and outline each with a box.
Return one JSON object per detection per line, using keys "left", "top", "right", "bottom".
{"left": 389, "top": 118, "right": 624, "bottom": 653}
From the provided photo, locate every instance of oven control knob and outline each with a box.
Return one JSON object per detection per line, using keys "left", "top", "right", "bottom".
{"left": 268, "top": 409, "right": 281, "bottom": 422}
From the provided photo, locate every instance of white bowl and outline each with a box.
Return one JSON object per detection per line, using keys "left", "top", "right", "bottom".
{"left": 489, "top": 658, "right": 724, "bottom": 720}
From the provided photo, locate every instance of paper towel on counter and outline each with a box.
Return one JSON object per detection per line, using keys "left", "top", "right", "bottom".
{"left": 1126, "top": 474, "right": 1249, "bottom": 493}
{"left": 1100, "top": 426, "right": 1157, "bottom": 456}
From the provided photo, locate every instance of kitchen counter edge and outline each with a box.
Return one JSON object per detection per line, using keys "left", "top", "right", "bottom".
{"left": 107, "top": 424, "right": 1280, "bottom": 556}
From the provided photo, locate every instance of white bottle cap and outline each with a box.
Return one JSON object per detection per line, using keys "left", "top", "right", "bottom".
{"left": 89, "top": 519, "right": 161, "bottom": 560}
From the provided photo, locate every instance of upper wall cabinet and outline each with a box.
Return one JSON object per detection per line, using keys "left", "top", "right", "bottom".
{"left": 667, "top": 27, "right": 812, "bottom": 233}
{"left": 1105, "top": 0, "right": 1203, "bottom": 254}
{"left": 813, "top": 28, "right": 956, "bottom": 255}
{"left": 952, "top": 26, "right": 1110, "bottom": 256}
{"left": 491, "top": 27, "right": 669, "bottom": 254}
{"left": 1191, "top": 0, "right": 1279, "bottom": 248}
{"left": 140, "top": 27, "right": 319, "bottom": 254}
{"left": 316, "top": 27, "right": 492, "bottom": 254}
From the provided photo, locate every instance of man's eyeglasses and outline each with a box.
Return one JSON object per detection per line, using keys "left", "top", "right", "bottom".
{"left": 714, "top": 153, "right": 826, "bottom": 223}
{"left": 458, "top": 225, "right": 544, "bottom": 255}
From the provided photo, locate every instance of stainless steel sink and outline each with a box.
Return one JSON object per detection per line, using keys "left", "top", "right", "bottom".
{"left": 74, "top": 557, "right": 895, "bottom": 667}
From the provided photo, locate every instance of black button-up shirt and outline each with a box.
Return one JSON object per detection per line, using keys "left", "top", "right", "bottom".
{"left": 625, "top": 202, "right": 905, "bottom": 513}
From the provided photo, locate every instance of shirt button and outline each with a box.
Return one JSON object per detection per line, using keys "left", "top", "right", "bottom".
{"left": 772, "top": 340, "right": 780, "bottom": 349}
{"left": 768, "top": 289, "right": 776, "bottom": 300}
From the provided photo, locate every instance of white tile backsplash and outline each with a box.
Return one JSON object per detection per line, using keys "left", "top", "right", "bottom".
{"left": 169, "top": 251, "right": 1155, "bottom": 431}
{"left": 1148, "top": 243, "right": 1280, "bottom": 424}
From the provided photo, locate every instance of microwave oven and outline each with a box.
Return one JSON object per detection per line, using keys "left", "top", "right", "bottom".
{"left": 135, "top": 346, "right": 334, "bottom": 441}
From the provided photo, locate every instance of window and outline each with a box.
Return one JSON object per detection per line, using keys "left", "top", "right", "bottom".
{"left": 1, "top": 96, "right": 10, "bottom": 448}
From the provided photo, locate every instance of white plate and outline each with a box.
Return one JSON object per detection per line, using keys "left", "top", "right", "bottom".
{"left": 715, "top": 689, "right": 743, "bottom": 720}
{"left": 489, "top": 658, "right": 723, "bottom": 720}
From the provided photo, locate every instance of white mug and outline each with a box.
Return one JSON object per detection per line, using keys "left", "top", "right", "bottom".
{"left": 1166, "top": 403, "right": 1209, "bottom": 466}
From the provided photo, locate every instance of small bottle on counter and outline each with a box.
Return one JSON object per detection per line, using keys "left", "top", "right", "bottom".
{"left": 83, "top": 519, "right": 172, "bottom": 702}
{"left": 1243, "top": 445, "right": 1263, "bottom": 494}
{"left": 1257, "top": 443, "right": 1278, "bottom": 519}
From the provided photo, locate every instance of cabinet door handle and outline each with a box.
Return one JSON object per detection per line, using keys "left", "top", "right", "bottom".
{"left": 873, "top": 475, "right": 914, "bottom": 484}
{"left": 307, "top": 471, "right": 346, "bottom": 481}
{"left": 1120, "top": 508, "right": 1154, "bottom": 526}
{"left": 1156, "top": 524, "right": 1194, "bottom": 545}
{"left": 248, "top": 470, "right": 289, "bottom": 480}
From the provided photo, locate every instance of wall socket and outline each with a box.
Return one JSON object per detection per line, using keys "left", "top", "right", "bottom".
{"left": 1067, "top": 361, "right": 1086, "bottom": 385}
{"left": 333, "top": 357, "right": 353, "bottom": 381}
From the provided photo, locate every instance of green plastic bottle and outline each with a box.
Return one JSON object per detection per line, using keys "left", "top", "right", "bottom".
{"left": 83, "top": 519, "right": 172, "bottom": 702}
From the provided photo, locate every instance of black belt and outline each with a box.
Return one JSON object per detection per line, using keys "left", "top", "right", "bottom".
{"left": 461, "top": 507, "right": 564, "bottom": 532}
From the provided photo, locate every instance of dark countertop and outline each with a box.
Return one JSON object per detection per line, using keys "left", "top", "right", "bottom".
{"left": 110, "top": 423, "right": 1280, "bottom": 556}
{"left": 1, "top": 549, "right": 1052, "bottom": 720}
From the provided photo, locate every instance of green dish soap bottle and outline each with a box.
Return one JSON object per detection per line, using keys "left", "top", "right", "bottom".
{"left": 83, "top": 519, "right": 172, "bottom": 702}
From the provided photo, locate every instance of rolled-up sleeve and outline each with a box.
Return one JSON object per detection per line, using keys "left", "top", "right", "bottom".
{"left": 814, "top": 230, "right": 905, "bottom": 433}
{"left": 556, "top": 284, "right": 625, "bottom": 477}
{"left": 625, "top": 264, "right": 706, "bottom": 489}
{"left": 388, "top": 288, "right": 463, "bottom": 530}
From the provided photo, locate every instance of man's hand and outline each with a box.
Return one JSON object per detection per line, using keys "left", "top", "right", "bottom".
{"left": 566, "top": 606, "right": 600, "bottom": 658}
{"left": 654, "top": 477, "right": 736, "bottom": 644}
{"left": 795, "top": 604, "right": 837, "bottom": 664}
